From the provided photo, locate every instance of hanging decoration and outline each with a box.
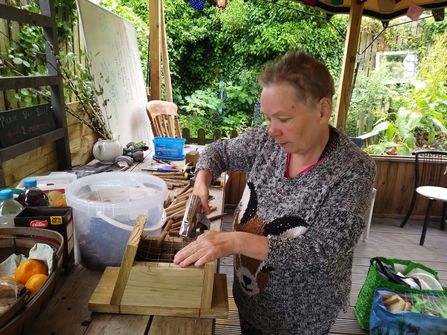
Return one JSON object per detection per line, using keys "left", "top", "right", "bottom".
{"left": 190, "top": 0, "right": 207, "bottom": 11}
{"left": 432, "top": 8, "right": 445, "bottom": 21}
{"left": 406, "top": 1, "right": 425, "bottom": 21}
{"left": 302, "top": 0, "right": 318, "bottom": 6}
{"left": 216, "top": 0, "right": 228, "bottom": 8}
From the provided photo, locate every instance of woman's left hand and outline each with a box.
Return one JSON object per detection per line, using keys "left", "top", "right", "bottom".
{"left": 173, "top": 231, "right": 236, "bottom": 267}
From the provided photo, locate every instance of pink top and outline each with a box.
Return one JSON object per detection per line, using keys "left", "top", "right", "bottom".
{"left": 285, "top": 153, "right": 327, "bottom": 178}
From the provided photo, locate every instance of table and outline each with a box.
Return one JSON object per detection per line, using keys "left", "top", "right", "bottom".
{"left": 33, "top": 155, "right": 227, "bottom": 335}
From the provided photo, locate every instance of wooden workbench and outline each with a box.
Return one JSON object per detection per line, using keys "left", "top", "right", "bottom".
{"left": 32, "top": 155, "right": 227, "bottom": 335}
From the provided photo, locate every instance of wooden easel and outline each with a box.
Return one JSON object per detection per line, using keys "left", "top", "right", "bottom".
{"left": 88, "top": 214, "right": 229, "bottom": 318}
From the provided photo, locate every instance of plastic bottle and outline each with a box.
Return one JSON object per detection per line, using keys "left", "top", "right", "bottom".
{"left": 17, "top": 178, "right": 50, "bottom": 207}
{"left": 0, "top": 189, "right": 25, "bottom": 227}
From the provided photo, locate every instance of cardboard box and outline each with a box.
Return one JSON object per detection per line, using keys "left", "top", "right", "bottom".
{"left": 14, "top": 207, "right": 75, "bottom": 276}
{"left": 16, "top": 174, "right": 77, "bottom": 207}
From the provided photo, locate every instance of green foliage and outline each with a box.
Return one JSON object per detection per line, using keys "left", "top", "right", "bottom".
{"left": 363, "top": 13, "right": 447, "bottom": 59}
{"left": 6, "top": 0, "right": 447, "bottom": 149}
{"left": 120, "top": 0, "right": 148, "bottom": 23}
{"left": 365, "top": 107, "right": 420, "bottom": 156}
{"left": 7, "top": 24, "right": 47, "bottom": 77}
{"left": 179, "top": 68, "right": 261, "bottom": 136}
{"left": 344, "top": 67, "right": 397, "bottom": 137}
{"left": 179, "top": 87, "right": 224, "bottom": 135}
{"left": 54, "top": 0, "right": 77, "bottom": 42}
{"left": 220, "top": 69, "right": 261, "bottom": 128}
{"left": 366, "top": 32, "right": 447, "bottom": 155}
{"left": 163, "top": 0, "right": 347, "bottom": 102}
{"left": 4, "top": 0, "right": 77, "bottom": 106}
{"left": 99, "top": 0, "right": 149, "bottom": 81}
{"left": 5, "top": 0, "right": 77, "bottom": 41}
{"left": 159, "top": 0, "right": 347, "bottom": 136}
{"left": 60, "top": 50, "right": 114, "bottom": 140}
{"left": 6, "top": 1, "right": 49, "bottom": 78}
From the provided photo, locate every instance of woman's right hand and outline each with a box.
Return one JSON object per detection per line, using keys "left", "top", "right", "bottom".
{"left": 192, "top": 170, "right": 213, "bottom": 215}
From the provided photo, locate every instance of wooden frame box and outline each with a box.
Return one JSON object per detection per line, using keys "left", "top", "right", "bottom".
{"left": 88, "top": 215, "right": 228, "bottom": 319}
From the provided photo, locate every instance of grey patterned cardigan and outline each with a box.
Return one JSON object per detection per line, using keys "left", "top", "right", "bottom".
{"left": 195, "top": 126, "right": 376, "bottom": 335}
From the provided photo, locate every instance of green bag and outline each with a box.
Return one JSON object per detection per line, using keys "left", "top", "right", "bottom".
{"left": 354, "top": 257, "right": 447, "bottom": 330}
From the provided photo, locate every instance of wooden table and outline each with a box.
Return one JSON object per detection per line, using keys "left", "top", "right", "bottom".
{"left": 33, "top": 154, "right": 227, "bottom": 335}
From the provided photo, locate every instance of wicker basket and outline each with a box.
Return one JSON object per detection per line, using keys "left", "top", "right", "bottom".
{"left": 0, "top": 227, "right": 64, "bottom": 335}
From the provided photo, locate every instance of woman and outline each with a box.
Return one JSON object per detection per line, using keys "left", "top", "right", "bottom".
{"left": 174, "top": 49, "right": 376, "bottom": 334}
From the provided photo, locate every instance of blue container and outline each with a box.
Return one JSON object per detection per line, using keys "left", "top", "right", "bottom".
{"left": 152, "top": 137, "right": 186, "bottom": 160}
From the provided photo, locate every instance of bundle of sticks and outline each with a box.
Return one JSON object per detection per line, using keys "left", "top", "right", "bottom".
{"left": 150, "top": 171, "right": 224, "bottom": 249}
{"left": 149, "top": 171, "right": 190, "bottom": 189}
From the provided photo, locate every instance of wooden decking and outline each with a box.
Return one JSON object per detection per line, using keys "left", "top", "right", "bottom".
{"left": 216, "top": 210, "right": 447, "bottom": 334}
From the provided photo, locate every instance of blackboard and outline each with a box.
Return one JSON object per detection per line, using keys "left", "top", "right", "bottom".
{"left": 77, "top": 0, "right": 153, "bottom": 148}
{"left": 0, "top": 103, "right": 55, "bottom": 148}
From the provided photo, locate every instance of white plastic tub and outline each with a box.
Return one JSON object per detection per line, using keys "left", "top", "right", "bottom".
{"left": 66, "top": 172, "right": 167, "bottom": 271}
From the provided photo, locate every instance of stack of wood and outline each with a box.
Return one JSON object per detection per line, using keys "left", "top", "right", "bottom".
{"left": 150, "top": 172, "right": 190, "bottom": 189}
{"left": 382, "top": 294, "right": 413, "bottom": 313}
{"left": 152, "top": 179, "right": 221, "bottom": 249}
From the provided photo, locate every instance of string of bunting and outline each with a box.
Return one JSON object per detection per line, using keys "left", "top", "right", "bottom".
{"left": 189, "top": 0, "right": 437, "bottom": 23}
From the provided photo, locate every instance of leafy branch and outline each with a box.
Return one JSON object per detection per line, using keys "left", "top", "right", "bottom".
{"left": 2, "top": 4, "right": 114, "bottom": 140}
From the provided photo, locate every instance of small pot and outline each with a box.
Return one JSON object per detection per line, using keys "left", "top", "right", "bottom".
{"left": 92, "top": 138, "right": 123, "bottom": 164}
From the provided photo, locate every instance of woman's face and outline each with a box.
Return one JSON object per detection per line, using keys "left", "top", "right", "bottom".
{"left": 261, "top": 83, "right": 329, "bottom": 155}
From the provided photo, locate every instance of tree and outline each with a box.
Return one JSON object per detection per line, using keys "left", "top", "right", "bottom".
{"left": 160, "top": 0, "right": 348, "bottom": 135}
{"left": 163, "top": 0, "right": 347, "bottom": 101}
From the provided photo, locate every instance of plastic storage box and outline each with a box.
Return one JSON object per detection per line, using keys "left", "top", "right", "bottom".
{"left": 65, "top": 172, "right": 167, "bottom": 271}
{"left": 153, "top": 137, "right": 186, "bottom": 160}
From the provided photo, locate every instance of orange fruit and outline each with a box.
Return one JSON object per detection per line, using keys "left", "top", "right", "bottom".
{"left": 25, "top": 273, "right": 47, "bottom": 295}
{"left": 14, "top": 259, "right": 47, "bottom": 285}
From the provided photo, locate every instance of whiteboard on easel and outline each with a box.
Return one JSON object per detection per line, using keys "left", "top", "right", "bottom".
{"left": 76, "top": 0, "right": 153, "bottom": 149}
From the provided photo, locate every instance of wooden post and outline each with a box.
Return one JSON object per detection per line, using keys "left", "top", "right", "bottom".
{"left": 334, "top": 0, "right": 364, "bottom": 132}
{"left": 149, "top": 0, "right": 161, "bottom": 100}
{"left": 110, "top": 214, "right": 147, "bottom": 305}
{"left": 160, "top": 0, "right": 172, "bottom": 102}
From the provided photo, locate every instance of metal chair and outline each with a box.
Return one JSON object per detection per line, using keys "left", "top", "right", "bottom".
{"left": 146, "top": 100, "right": 182, "bottom": 138}
{"left": 400, "top": 150, "right": 447, "bottom": 246}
